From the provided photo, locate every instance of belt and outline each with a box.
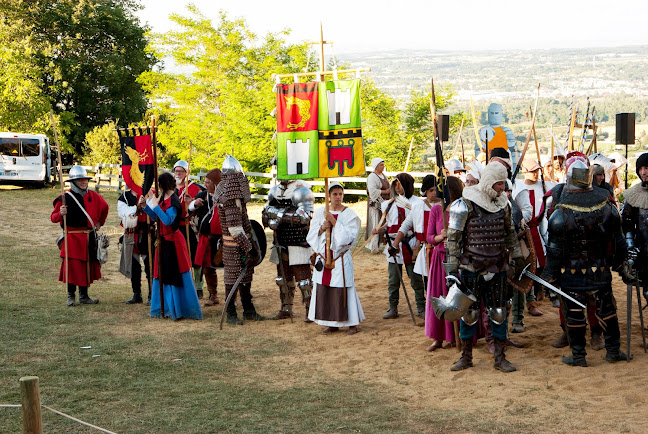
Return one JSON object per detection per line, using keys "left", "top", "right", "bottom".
{"left": 222, "top": 233, "right": 252, "bottom": 247}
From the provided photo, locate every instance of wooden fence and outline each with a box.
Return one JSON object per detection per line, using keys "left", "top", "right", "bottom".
{"left": 59, "top": 164, "right": 432, "bottom": 200}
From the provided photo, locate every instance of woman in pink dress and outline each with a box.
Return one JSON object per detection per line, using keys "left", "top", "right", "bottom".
{"left": 424, "top": 177, "right": 463, "bottom": 351}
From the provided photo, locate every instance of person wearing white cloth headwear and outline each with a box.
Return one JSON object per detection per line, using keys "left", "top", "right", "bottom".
{"left": 365, "top": 157, "right": 390, "bottom": 253}
{"left": 307, "top": 182, "right": 365, "bottom": 334}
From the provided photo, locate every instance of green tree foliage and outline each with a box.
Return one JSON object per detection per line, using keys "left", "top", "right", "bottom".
{"left": 81, "top": 122, "right": 121, "bottom": 166}
{"left": 0, "top": 0, "right": 155, "bottom": 154}
{"left": 139, "top": 6, "right": 309, "bottom": 172}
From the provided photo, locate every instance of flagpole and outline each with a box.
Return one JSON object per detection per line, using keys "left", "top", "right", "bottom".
{"left": 151, "top": 116, "right": 164, "bottom": 318}
{"left": 184, "top": 142, "right": 194, "bottom": 281}
{"left": 50, "top": 110, "right": 69, "bottom": 288}
{"left": 430, "top": 79, "right": 460, "bottom": 352}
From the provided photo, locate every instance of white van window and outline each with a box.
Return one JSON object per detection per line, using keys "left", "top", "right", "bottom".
{"left": 0, "top": 138, "right": 20, "bottom": 155}
{"left": 0, "top": 138, "right": 41, "bottom": 156}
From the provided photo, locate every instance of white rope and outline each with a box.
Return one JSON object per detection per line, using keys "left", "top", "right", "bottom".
{"left": 0, "top": 404, "right": 117, "bottom": 433}
{"left": 42, "top": 405, "right": 117, "bottom": 434}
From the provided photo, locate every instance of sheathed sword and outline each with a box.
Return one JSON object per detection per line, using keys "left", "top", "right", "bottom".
{"left": 219, "top": 265, "right": 249, "bottom": 330}
{"left": 516, "top": 264, "right": 586, "bottom": 309}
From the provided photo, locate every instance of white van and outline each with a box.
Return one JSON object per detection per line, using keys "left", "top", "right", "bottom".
{"left": 0, "top": 132, "right": 51, "bottom": 185}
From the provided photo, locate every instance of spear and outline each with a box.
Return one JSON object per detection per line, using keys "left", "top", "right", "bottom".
{"left": 50, "top": 109, "right": 68, "bottom": 287}
{"left": 511, "top": 83, "right": 541, "bottom": 180}
{"left": 469, "top": 92, "right": 484, "bottom": 155}
{"left": 579, "top": 97, "right": 591, "bottom": 153}
{"left": 430, "top": 78, "right": 460, "bottom": 350}
{"left": 184, "top": 142, "right": 194, "bottom": 281}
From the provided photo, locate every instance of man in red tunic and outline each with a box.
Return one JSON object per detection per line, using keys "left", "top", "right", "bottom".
{"left": 51, "top": 166, "right": 109, "bottom": 306}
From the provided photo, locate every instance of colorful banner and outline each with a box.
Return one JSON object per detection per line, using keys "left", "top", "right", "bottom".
{"left": 276, "top": 79, "right": 364, "bottom": 179}
{"left": 119, "top": 129, "right": 154, "bottom": 196}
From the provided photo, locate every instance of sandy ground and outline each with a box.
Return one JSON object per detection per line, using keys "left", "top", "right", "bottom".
{"left": 8, "top": 187, "right": 648, "bottom": 432}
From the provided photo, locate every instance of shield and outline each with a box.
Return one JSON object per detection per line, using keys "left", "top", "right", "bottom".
{"left": 507, "top": 228, "right": 537, "bottom": 294}
{"left": 250, "top": 219, "right": 267, "bottom": 266}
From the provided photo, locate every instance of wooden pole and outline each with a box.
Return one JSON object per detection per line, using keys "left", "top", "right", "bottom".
{"left": 151, "top": 116, "right": 163, "bottom": 317}
{"left": 511, "top": 83, "right": 541, "bottom": 180}
{"left": 20, "top": 376, "right": 42, "bottom": 434}
{"left": 49, "top": 110, "right": 68, "bottom": 287}
{"left": 184, "top": 143, "right": 194, "bottom": 281}
{"left": 404, "top": 137, "right": 414, "bottom": 172}
{"left": 430, "top": 79, "right": 460, "bottom": 351}
{"left": 317, "top": 23, "right": 333, "bottom": 269}
{"left": 530, "top": 105, "right": 546, "bottom": 193}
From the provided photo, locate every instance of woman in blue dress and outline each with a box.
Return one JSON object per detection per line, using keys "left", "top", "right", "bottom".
{"left": 144, "top": 173, "right": 203, "bottom": 320}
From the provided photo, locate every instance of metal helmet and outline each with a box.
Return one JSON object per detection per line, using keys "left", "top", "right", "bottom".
{"left": 66, "top": 165, "right": 91, "bottom": 181}
{"left": 173, "top": 160, "right": 189, "bottom": 171}
{"left": 565, "top": 155, "right": 591, "bottom": 190}
{"left": 292, "top": 186, "right": 315, "bottom": 213}
{"left": 222, "top": 155, "right": 243, "bottom": 175}
{"left": 591, "top": 164, "right": 605, "bottom": 177}
{"left": 429, "top": 276, "right": 477, "bottom": 322}
{"left": 267, "top": 185, "right": 279, "bottom": 204}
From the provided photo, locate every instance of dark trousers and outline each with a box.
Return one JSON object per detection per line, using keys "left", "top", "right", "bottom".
{"left": 387, "top": 262, "right": 425, "bottom": 312}
{"left": 131, "top": 255, "right": 151, "bottom": 295}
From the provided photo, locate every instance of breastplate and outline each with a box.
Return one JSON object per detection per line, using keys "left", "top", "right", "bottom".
{"left": 460, "top": 204, "right": 508, "bottom": 272}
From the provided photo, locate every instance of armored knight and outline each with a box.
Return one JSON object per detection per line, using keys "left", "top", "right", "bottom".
{"left": 214, "top": 155, "right": 265, "bottom": 324}
{"left": 542, "top": 154, "right": 629, "bottom": 366}
{"left": 433, "top": 161, "right": 524, "bottom": 373}
{"left": 262, "top": 179, "right": 314, "bottom": 321}
{"left": 621, "top": 152, "right": 648, "bottom": 300}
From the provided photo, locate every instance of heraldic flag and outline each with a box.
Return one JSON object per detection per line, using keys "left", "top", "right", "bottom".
{"left": 119, "top": 129, "right": 155, "bottom": 196}
{"left": 276, "top": 79, "right": 364, "bottom": 179}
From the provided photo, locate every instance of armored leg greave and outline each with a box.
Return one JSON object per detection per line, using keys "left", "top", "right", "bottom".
{"left": 562, "top": 292, "right": 588, "bottom": 366}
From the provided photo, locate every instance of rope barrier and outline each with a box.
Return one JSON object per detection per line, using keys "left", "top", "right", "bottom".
{"left": 0, "top": 403, "right": 117, "bottom": 434}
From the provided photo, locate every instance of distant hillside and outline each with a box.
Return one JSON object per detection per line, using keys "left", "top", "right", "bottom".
{"left": 342, "top": 45, "right": 648, "bottom": 102}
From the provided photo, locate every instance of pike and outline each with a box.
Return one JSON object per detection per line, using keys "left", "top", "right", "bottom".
{"left": 49, "top": 110, "right": 69, "bottom": 287}
{"left": 469, "top": 91, "right": 484, "bottom": 154}
{"left": 431, "top": 78, "right": 460, "bottom": 349}
{"left": 219, "top": 265, "right": 249, "bottom": 330}
{"left": 579, "top": 97, "right": 591, "bottom": 153}
{"left": 516, "top": 265, "right": 585, "bottom": 308}
{"left": 530, "top": 104, "right": 546, "bottom": 194}
{"left": 385, "top": 235, "right": 417, "bottom": 326}
{"left": 511, "top": 83, "right": 541, "bottom": 180}
{"left": 625, "top": 258, "right": 647, "bottom": 360}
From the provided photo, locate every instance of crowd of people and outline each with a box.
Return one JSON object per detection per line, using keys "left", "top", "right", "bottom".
{"left": 51, "top": 148, "right": 648, "bottom": 371}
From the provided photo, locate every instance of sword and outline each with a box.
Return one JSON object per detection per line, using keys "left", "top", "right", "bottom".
{"left": 219, "top": 265, "right": 249, "bottom": 330}
{"left": 517, "top": 264, "right": 586, "bottom": 309}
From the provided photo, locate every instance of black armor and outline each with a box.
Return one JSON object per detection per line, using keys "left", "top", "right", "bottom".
{"left": 545, "top": 186, "right": 624, "bottom": 291}
{"left": 460, "top": 204, "right": 509, "bottom": 273}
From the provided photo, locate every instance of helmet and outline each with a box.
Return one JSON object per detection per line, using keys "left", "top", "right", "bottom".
{"left": 66, "top": 165, "right": 91, "bottom": 181}
{"left": 429, "top": 276, "right": 477, "bottom": 322}
{"left": 565, "top": 155, "right": 591, "bottom": 190}
{"left": 446, "top": 158, "right": 466, "bottom": 174}
{"left": 292, "top": 186, "right": 314, "bottom": 213}
{"left": 222, "top": 155, "right": 243, "bottom": 175}
{"left": 173, "top": 160, "right": 189, "bottom": 171}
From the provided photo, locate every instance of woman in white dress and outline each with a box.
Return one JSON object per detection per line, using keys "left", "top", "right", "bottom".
{"left": 307, "top": 182, "right": 365, "bottom": 334}
{"left": 366, "top": 157, "right": 390, "bottom": 253}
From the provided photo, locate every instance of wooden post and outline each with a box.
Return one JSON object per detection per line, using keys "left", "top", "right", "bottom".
{"left": 49, "top": 110, "right": 68, "bottom": 288}
{"left": 20, "top": 376, "right": 42, "bottom": 434}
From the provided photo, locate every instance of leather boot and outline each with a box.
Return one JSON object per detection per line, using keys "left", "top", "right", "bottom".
{"left": 493, "top": 339, "right": 517, "bottom": 372}
{"left": 240, "top": 283, "right": 266, "bottom": 321}
{"left": 551, "top": 331, "right": 569, "bottom": 348}
{"left": 450, "top": 339, "right": 474, "bottom": 371}
{"left": 125, "top": 293, "right": 143, "bottom": 304}
{"left": 605, "top": 349, "right": 632, "bottom": 363}
{"left": 196, "top": 289, "right": 204, "bottom": 299}
{"left": 562, "top": 327, "right": 587, "bottom": 367}
{"left": 271, "top": 288, "right": 293, "bottom": 320}
{"left": 78, "top": 287, "right": 99, "bottom": 304}
{"left": 67, "top": 294, "right": 76, "bottom": 307}
{"left": 590, "top": 332, "right": 604, "bottom": 351}
{"left": 527, "top": 301, "right": 543, "bottom": 316}
{"left": 225, "top": 286, "right": 242, "bottom": 325}
{"left": 204, "top": 292, "right": 219, "bottom": 307}
{"left": 382, "top": 308, "right": 399, "bottom": 319}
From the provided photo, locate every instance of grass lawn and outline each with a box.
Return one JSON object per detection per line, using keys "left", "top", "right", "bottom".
{"left": 0, "top": 186, "right": 478, "bottom": 433}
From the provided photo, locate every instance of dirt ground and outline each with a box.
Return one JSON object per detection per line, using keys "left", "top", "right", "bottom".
{"left": 9, "top": 187, "right": 648, "bottom": 432}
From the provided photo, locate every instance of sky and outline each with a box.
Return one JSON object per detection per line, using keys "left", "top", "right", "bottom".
{"left": 136, "top": 0, "right": 648, "bottom": 53}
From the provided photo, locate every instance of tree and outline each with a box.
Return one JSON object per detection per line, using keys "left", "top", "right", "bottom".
{"left": 0, "top": 0, "right": 155, "bottom": 154}
{"left": 139, "top": 6, "right": 309, "bottom": 172}
{"left": 81, "top": 122, "right": 121, "bottom": 166}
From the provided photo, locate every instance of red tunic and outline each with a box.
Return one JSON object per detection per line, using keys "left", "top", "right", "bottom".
{"left": 152, "top": 196, "right": 192, "bottom": 281}
{"left": 51, "top": 190, "right": 109, "bottom": 286}
{"left": 177, "top": 182, "right": 202, "bottom": 226}
{"left": 195, "top": 205, "right": 222, "bottom": 268}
